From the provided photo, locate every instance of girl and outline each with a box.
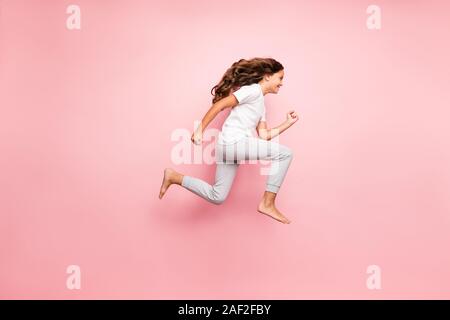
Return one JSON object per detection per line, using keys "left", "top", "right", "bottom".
{"left": 159, "top": 57, "right": 299, "bottom": 224}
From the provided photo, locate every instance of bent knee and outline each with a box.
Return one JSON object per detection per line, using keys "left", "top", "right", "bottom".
{"left": 211, "top": 191, "right": 228, "bottom": 205}
{"left": 286, "top": 147, "right": 293, "bottom": 158}
{"left": 279, "top": 145, "right": 293, "bottom": 158}
{"left": 211, "top": 197, "right": 226, "bottom": 205}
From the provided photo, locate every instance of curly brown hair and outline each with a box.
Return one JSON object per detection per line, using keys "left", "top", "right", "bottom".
{"left": 210, "top": 57, "right": 284, "bottom": 104}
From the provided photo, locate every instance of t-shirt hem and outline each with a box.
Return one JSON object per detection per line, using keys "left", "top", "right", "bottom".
{"left": 217, "top": 135, "right": 249, "bottom": 145}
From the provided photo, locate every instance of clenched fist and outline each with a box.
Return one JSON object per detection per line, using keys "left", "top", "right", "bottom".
{"left": 191, "top": 131, "right": 203, "bottom": 145}
{"left": 286, "top": 110, "right": 299, "bottom": 125}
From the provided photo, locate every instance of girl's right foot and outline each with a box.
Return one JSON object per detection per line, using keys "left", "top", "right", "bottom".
{"left": 257, "top": 201, "right": 291, "bottom": 224}
{"left": 159, "top": 168, "right": 175, "bottom": 199}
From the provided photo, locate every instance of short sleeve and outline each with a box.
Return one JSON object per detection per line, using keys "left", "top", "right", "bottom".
{"left": 232, "top": 84, "right": 260, "bottom": 104}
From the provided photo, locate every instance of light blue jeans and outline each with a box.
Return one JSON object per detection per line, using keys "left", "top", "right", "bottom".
{"left": 181, "top": 136, "right": 293, "bottom": 205}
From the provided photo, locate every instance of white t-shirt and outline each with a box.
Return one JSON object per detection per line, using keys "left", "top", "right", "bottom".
{"left": 217, "top": 83, "right": 266, "bottom": 145}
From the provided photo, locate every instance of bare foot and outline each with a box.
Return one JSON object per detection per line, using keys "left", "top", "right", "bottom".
{"left": 159, "top": 168, "right": 176, "bottom": 199}
{"left": 257, "top": 201, "right": 291, "bottom": 224}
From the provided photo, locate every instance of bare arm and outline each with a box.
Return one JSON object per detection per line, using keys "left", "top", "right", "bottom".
{"left": 191, "top": 94, "right": 239, "bottom": 144}
{"left": 256, "top": 110, "right": 299, "bottom": 140}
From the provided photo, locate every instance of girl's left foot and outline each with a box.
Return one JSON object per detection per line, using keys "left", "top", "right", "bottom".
{"left": 159, "top": 168, "right": 175, "bottom": 199}
{"left": 257, "top": 201, "right": 291, "bottom": 224}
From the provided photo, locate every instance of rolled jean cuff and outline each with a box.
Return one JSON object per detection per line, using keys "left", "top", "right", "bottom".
{"left": 181, "top": 175, "right": 191, "bottom": 188}
{"left": 266, "top": 183, "right": 280, "bottom": 194}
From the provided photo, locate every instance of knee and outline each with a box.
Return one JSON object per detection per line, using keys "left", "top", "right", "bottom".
{"left": 211, "top": 190, "right": 228, "bottom": 205}
{"left": 286, "top": 147, "right": 293, "bottom": 158}
{"left": 279, "top": 145, "right": 293, "bottom": 159}
{"left": 211, "top": 196, "right": 226, "bottom": 205}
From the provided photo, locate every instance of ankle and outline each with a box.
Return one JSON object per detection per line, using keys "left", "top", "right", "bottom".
{"left": 262, "top": 198, "right": 274, "bottom": 207}
{"left": 173, "top": 173, "right": 183, "bottom": 185}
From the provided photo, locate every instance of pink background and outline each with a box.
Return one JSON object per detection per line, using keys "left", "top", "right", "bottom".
{"left": 1, "top": 0, "right": 449, "bottom": 299}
